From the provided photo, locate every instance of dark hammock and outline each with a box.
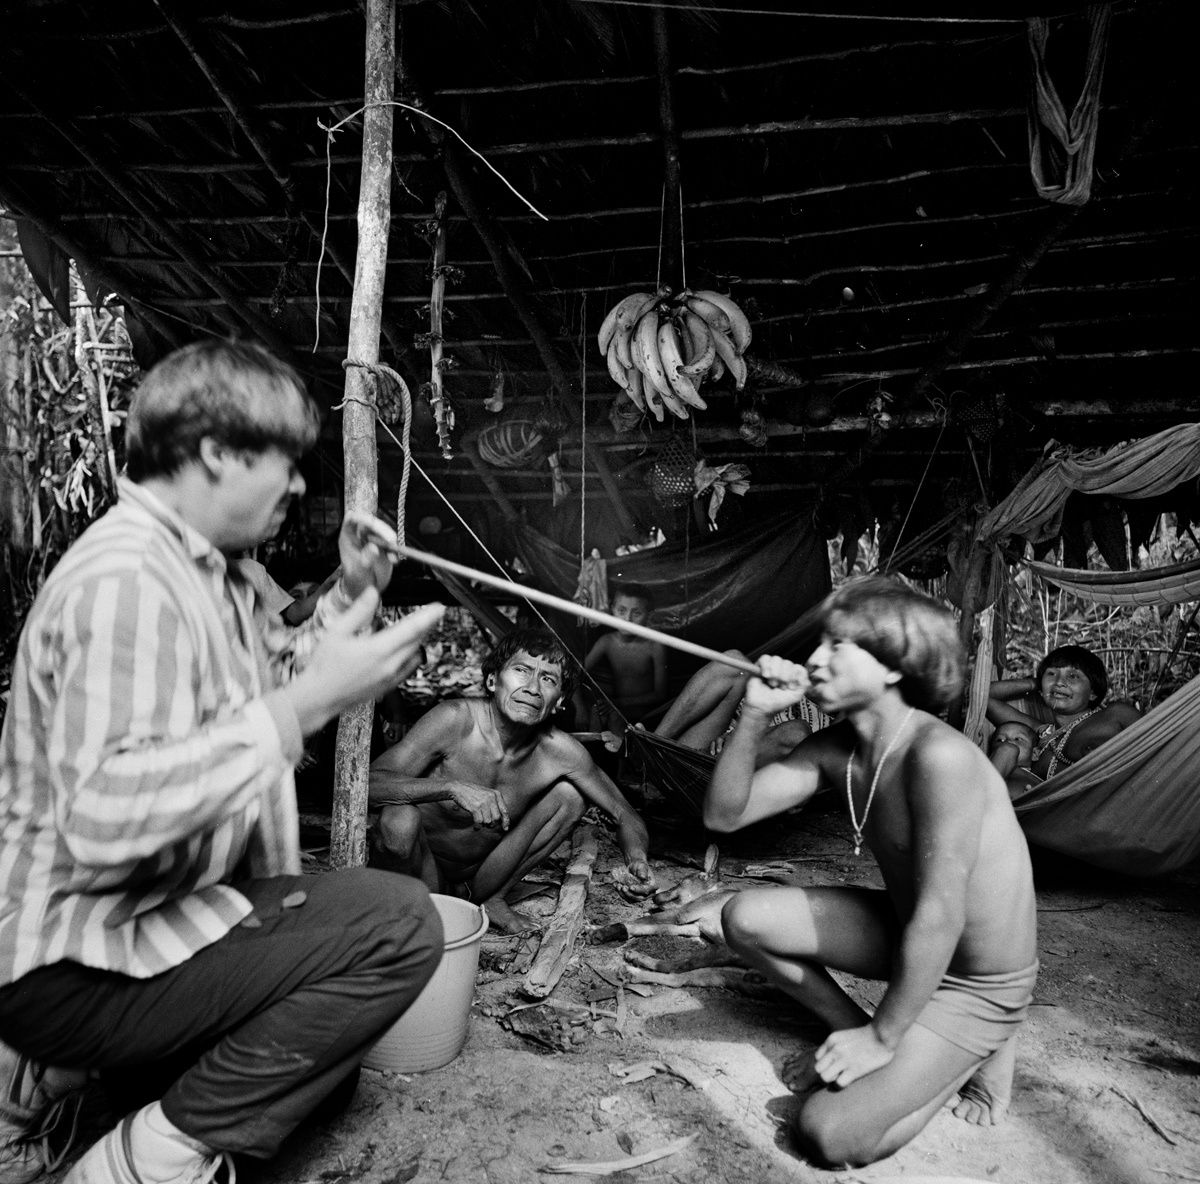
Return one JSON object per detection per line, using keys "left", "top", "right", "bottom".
{"left": 511, "top": 507, "right": 830, "bottom": 691}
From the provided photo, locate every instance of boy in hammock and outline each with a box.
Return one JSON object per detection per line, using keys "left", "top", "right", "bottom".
{"left": 369, "top": 627, "right": 655, "bottom": 933}
{"left": 703, "top": 577, "right": 1038, "bottom": 1168}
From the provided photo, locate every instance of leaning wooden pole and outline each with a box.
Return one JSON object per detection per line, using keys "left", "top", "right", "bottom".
{"left": 330, "top": 0, "right": 395, "bottom": 870}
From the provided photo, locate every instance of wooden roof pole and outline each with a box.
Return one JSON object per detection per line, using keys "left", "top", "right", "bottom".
{"left": 4, "top": 78, "right": 294, "bottom": 357}
{"left": 652, "top": 6, "right": 683, "bottom": 291}
{"left": 440, "top": 145, "right": 638, "bottom": 539}
{"left": 149, "top": 0, "right": 412, "bottom": 366}
{"left": 825, "top": 204, "right": 1081, "bottom": 488}
{"left": 328, "top": 0, "right": 395, "bottom": 871}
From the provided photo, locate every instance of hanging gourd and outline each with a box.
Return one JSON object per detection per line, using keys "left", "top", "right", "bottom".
{"left": 596, "top": 287, "right": 753, "bottom": 421}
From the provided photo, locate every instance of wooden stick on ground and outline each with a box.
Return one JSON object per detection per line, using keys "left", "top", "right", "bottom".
{"left": 522, "top": 824, "right": 599, "bottom": 999}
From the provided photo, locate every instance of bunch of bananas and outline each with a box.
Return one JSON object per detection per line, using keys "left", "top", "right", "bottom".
{"left": 597, "top": 287, "right": 752, "bottom": 421}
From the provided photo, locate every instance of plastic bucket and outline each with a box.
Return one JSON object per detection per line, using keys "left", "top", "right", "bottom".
{"left": 361, "top": 893, "right": 489, "bottom": 1073}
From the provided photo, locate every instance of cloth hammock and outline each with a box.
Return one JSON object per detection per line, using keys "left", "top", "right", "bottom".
{"left": 512, "top": 507, "right": 831, "bottom": 689}
{"left": 977, "top": 423, "right": 1200, "bottom": 547}
{"left": 1026, "top": 6, "right": 1111, "bottom": 206}
{"left": 1022, "top": 554, "right": 1200, "bottom": 607}
{"left": 1010, "top": 673, "right": 1200, "bottom": 876}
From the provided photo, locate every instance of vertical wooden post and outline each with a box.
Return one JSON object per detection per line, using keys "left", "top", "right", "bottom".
{"left": 329, "top": 0, "right": 395, "bottom": 870}
{"left": 0, "top": 251, "right": 29, "bottom": 553}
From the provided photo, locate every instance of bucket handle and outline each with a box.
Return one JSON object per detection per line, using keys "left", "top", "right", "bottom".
{"left": 445, "top": 903, "right": 489, "bottom": 951}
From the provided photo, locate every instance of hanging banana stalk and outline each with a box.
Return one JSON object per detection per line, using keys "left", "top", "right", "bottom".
{"left": 597, "top": 287, "right": 752, "bottom": 420}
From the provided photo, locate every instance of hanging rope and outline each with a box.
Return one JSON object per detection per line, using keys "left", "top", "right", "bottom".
{"left": 342, "top": 358, "right": 412, "bottom": 546}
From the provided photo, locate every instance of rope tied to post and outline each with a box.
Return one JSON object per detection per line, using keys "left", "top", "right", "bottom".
{"left": 341, "top": 358, "right": 413, "bottom": 548}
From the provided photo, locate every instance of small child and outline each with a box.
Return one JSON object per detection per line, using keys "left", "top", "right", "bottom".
{"left": 582, "top": 584, "right": 668, "bottom": 733}
{"left": 989, "top": 720, "right": 1039, "bottom": 795}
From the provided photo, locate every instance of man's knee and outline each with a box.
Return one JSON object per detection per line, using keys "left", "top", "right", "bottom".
{"left": 318, "top": 868, "right": 443, "bottom": 980}
{"left": 719, "top": 893, "right": 762, "bottom": 955}
{"left": 792, "top": 1094, "right": 877, "bottom": 1169}
{"left": 376, "top": 803, "right": 421, "bottom": 856}
{"left": 545, "top": 781, "right": 586, "bottom": 825}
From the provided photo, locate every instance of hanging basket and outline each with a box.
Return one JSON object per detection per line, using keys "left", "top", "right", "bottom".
{"left": 476, "top": 418, "right": 546, "bottom": 469}
{"left": 650, "top": 436, "right": 697, "bottom": 509}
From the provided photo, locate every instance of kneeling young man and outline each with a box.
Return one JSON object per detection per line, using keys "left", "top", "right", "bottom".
{"left": 370, "top": 628, "right": 654, "bottom": 932}
{"left": 705, "top": 577, "right": 1037, "bottom": 1168}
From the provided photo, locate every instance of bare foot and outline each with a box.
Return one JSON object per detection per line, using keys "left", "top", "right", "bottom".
{"left": 952, "top": 1035, "right": 1016, "bottom": 1125}
{"left": 482, "top": 896, "right": 539, "bottom": 935}
{"left": 781, "top": 1050, "right": 823, "bottom": 1097}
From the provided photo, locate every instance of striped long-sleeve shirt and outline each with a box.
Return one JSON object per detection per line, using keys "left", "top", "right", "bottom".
{"left": 0, "top": 479, "right": 346, "bottom": 984}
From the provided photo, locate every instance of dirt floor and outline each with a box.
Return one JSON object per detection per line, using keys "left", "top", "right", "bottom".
{"left": 47, "top": 789, "right": 1198, "bottom": 1184}
{"left": 233, "top": 788, "right": 1199, "bottom": 1184}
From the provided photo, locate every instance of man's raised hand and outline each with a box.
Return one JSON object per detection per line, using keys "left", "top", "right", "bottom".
{"left": 288, "top": 593, "right": 443, "bottom": 735}
{"left": 338, "top": 510, "right": 400, "bottom": 600}
{"left": 742, "top": 654, "right": 811, "bottom": 716}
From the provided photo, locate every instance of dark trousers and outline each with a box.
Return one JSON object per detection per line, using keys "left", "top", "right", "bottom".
{"left": 0, "top": 869, "right": 442, "bottom": 1158}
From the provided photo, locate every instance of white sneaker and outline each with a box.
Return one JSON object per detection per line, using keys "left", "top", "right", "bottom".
{"left": 64, "top": 1116, "right": 232, "bottom": 1184}
{"left": 1, "top": 1041, "right": 88, "bottom": 1184}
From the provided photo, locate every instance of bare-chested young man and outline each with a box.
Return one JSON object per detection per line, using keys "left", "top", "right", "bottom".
{"left": 704, "top": 577, "right": 1038, "bottom": 1168}
{"left": 370, "top": 627, "right": 655, "bottom": 932}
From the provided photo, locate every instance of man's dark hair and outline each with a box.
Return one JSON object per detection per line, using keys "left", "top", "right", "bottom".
{"left": 610, "top": 583, "right": 653, "bottom": 609}
{"left": 481, "top": 627, "right": 578, "bottom": 703}
{"left": 126, "top": 339, "right": 320, "bottom": 481}
{"left": 820, "top": 576, "right": 964, "bottom": 712}
{"left": 1037, "top": 644, "right": 1108, "bottom": 704}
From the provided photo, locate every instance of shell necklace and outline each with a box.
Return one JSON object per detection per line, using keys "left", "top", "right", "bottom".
{"left": 1032, "top": 705, "right": 1102, "bottom": 778}
{"left": 845, "top": 707, "right": 915, "bottom": 856}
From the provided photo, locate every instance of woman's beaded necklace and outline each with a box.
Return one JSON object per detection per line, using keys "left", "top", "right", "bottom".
{"left": 1031, "top": 705, "right": 1102, "bottom": 779}
{"left": 844, "top": 707, "right": 916, "bottom": 856}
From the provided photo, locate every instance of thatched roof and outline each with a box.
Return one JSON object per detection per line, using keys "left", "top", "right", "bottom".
{"left": 2, "top": 1, "right": 1197, "bottom": 559}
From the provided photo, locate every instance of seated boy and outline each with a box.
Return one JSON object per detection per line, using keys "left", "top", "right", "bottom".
{"left": 581, "top": 584, "right": 669, "bottom": 733}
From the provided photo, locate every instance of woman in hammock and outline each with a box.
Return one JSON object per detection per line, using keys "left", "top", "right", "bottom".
{"left": 987, "top": 644, "right": 1141, "bottom": 784}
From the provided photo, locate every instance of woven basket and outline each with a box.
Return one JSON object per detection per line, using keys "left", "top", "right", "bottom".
{"left": 476, "top": 419, "right": 545, "bottom": 468}
{"left": 650, "top": 437, "right": 696, "bottom": 508}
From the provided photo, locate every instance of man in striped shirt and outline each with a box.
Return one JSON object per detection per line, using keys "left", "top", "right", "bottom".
{"left": 0, "top": 341, "right": 445, "bottom": 1184}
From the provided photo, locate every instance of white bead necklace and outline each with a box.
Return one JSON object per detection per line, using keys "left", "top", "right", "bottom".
{"left": 844, "top": 707, "right": 916, "bottom": 856}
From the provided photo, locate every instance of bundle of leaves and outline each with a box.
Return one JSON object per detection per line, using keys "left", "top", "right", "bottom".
{"left": 1, "top": 244, "right": 138, "bottom": 722}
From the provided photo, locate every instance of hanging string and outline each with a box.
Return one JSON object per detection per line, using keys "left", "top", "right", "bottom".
{"left": 880, "top": 401, "right": 949, "bottom": 572}
{"left": 579, "top": 291, "right": 588, "bottom": 564}
{"left": 654, "top": 183, "right": 666, "bottom": 292}
{"left": 678, "top": 183, "right": 687, "bottom": 293}
{"left": 314, "top": 99, "right": 549, "bottom": 352}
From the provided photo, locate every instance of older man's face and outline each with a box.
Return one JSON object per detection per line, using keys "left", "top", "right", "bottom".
{"left": 488, "top": 649, "right": 565, "bottom": 726}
